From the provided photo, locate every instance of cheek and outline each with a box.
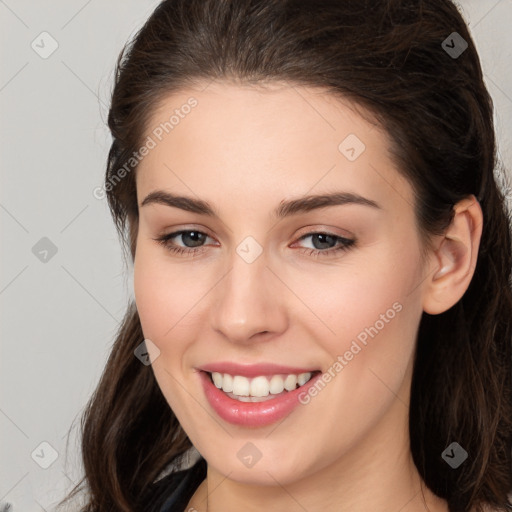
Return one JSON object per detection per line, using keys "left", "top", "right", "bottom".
{"left": 133, "top": 245, "right": 206, "bottom": 348}
{"left": 284, "top": 239, "right": 423, "bottom": 382}
{"left": 133, "top": 248, "right": 206, "bottom": 417}
{"left": 292, "top": 249, "right": 419, "bottom": 339}
{"left": 280, "top": 253, "right": 422, "bottom": 456}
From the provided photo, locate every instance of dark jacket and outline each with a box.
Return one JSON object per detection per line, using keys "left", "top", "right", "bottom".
{"left": 147, "top": 457, "right": 207, "bottom": 512}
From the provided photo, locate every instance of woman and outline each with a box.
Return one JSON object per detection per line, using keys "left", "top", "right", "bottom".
{"left": 59, "top": 0, "right": 512, "bottom": 511}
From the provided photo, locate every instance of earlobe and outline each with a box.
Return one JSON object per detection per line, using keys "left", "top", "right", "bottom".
{"left": 422, "top": 196, "right": 483, "bottom": 315}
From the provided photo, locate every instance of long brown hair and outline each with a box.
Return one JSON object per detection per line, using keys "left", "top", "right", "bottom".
{"left": 59, "top": 1, "right": 512, "bottom": 510}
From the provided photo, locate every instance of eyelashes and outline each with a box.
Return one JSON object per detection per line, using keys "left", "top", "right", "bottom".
{"left": 153, "top": 229, "right": 355, "bottom": 258}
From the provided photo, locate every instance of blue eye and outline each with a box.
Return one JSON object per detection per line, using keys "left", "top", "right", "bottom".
{"left": 154, "top": 230, "right": 355, "bottom": 257}
{"left": 295, "top": 232, "right": 355, "bottom": 257}
{"left": 154, "top": 230, "right": 213, "bottom": 256}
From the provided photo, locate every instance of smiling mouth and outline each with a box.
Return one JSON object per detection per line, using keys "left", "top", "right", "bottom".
{"left": 206, "top": 370, "right": 322, "bottom": 402}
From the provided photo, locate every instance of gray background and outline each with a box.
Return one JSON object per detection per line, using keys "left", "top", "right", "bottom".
{"left": 1, "top": 1, "right": 511, "bottom": 510}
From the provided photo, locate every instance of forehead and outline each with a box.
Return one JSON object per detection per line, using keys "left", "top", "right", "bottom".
{"left": 135, "top": 81, "right": 414, "bottom": 213}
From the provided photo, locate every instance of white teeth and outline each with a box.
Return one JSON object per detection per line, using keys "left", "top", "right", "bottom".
{"left": 284, "top": 374, "right": 297, "bottom": 391}
{"left": 212, "top": 372, "right": 223, "bottom": 388}
{"left": 250, "top": 376, "right": 270, "bottom": 397}
{"left": 269, "top": 374, "right": 285, "bottom": 394}
{"left": 297, "top": 373, "right": 310, "bottom": 386}
{"left": 210, "top": 371, "right": 313, "bottom": 397}
{"left": 222, "top": 373, "right": 233, "bottom": 392}
{"left": 232, "top": 375, "right": 250, "bottom": 396}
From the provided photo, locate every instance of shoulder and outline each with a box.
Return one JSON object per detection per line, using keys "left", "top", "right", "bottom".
{"left": 145, "top": 452, "right": 207, "bottom": 512}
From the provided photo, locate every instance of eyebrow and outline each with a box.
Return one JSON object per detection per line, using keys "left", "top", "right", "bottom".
{"left": 140, "top": 190, "right": 381, "bottom": 218}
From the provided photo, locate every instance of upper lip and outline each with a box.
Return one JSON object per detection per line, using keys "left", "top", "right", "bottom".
{"left": 198, "top": 361, "right": 320, "bottom": 378}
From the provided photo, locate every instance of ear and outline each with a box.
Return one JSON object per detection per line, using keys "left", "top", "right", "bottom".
{"left": 422, "top": 195, "right": 483, "bottom": 315}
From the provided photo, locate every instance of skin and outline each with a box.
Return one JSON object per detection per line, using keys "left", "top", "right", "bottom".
{"left": 132, "top": 81, "right": 482, "bottom": 511}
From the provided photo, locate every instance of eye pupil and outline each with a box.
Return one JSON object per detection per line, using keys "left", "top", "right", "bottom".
{"left": 312, "top": 233, "right": 336, "bottom": 250}
{"left": 182, "top": 231, "right": 206, "bottom": 247}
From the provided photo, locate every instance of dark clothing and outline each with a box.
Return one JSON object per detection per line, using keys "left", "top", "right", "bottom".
{"left": 147, "top": 457, "right": 207, "bottom": 512}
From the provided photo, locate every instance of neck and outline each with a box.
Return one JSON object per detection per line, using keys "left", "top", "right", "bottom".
{"left": 187, "top": 395, "right": 450, "bottom": 512}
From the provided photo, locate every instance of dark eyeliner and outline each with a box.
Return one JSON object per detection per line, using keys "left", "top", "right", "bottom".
{"left": 153, "top": 230, "right": 355, "bottom": 257}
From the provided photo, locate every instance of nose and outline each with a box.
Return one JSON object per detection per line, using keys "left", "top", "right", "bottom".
{"left": 210, "top": 245, "right": 288, "bottom": 345}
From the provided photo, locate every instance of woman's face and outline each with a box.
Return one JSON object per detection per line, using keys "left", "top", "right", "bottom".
{"left": 133, "top": 81, "right": 433, "bottom": 486}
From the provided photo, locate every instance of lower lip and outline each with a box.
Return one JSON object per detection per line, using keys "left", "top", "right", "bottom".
{"left": 199, "top": 370, "right": 322, "bottom": 427}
